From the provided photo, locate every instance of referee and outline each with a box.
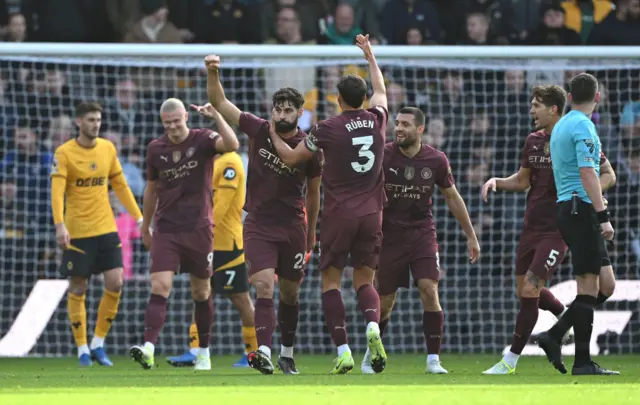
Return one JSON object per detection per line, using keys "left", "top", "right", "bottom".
{"left": 538, "top": 73, "right": 619, "bottom": 376}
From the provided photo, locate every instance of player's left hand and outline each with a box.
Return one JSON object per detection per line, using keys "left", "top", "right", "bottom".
{"left": 468, "top": 238, "right": 481, "bottom": 264}
{"left": 190, "top": 103, "right": 217, "bottom": 120}
{"left": 355, "top": 34, "right": 373, "bottom": 61}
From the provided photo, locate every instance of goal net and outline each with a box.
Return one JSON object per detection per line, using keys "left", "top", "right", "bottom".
{"left": 0, "top": 44, "right": 638, "bottom": 357}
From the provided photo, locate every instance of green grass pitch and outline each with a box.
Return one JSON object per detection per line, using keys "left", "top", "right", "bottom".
{"left": 1, "top": 354, "right": 639, "bottom": 405}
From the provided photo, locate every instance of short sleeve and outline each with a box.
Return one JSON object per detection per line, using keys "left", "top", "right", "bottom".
{"left": 216, "top": 155, "right": 243, "bottom": 190}
{"left": 520, "top": 137, "right": 531, "bottom": 169}
{"left": 573, "top": 121, "right": 598, "bottom": 168}
{"left": 435, "top": 153, "right": 455, "bottom": 188}
{"left": 239, "top": 112, "right": 268, "bottom": 138}
{"left": 108, "top": 143, "right": 124, "bottom": 179}
{"left": 304, "top": 123, "right": 325, "bottom": 152}
{"left": 201, "top": 129, "right": 221, "bottom": 156}
{"left": 306, "top": 150, "right": 324, "bottom": 179}
{"left": 50, "top": 148, "right": 68, "bottom": 178}
{"left": 146, "top": 143, "right": 159, "bottom": 181}
{"left": 367, "top": 105, "right": 389, "bottom": 128}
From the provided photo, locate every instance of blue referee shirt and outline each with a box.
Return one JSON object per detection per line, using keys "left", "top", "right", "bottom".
{"left": 550, "top": 110, "right": 601, "bottom": 203}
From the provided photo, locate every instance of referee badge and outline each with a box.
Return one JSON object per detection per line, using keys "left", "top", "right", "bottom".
{"left": 544, "top": 142, "right": 550, "bottom": 156}
{"left": 172, "top": 150, "right": 181, "bottom": 163}
{"left": 404, "top": 166, "right": 415, "bottom": 180}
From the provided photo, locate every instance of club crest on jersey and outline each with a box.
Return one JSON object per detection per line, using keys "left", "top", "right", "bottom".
{"left": 89, "top": 161, "right": 97, "bottom": 171}
{"left": 186, "top": 147, "right": 195, "bottom": 158}
{"left": 421, "top": 167, "right": 433, "bottom": 180}
{"left": 404, "top": 166, "right": 415, "bottom": 180}
{"left": 172, "top": 150, "right": 181, "bottom": 163}
{"left": 544, "top": 142, "right": 550, "bottom": 156}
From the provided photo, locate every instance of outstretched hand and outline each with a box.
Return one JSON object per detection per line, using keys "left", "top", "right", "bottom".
{"left": 190, "top": 103, "right": 218, "bottom": 120}
{"left": 355, "top": 34, "right": 374, "bottom": 61}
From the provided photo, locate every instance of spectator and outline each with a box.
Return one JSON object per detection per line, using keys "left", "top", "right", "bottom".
{"left": 2, "top": 13, "right": 26, "bottom": 42}
{"left": 261, "top": 0, "right": 320, "bottom": 43}
{"left": 424, "top": 117, "right": 447, "bottom": 150}
{"left": 561, "top": 0, "right": 613, "bottom": 43}
{"left": 23, "top": 0, "right": 116, "bottom": 42}
{"left": 266, "top": 7, "right": 315, "bottom": 44}
{"left": 192, "top": 0, "right": 262, "bottom": 44}
{"left": 124, "top": 0, "right": 182, "bottom": 43}
{"left": 498, "top": 0, "right": 545, "bottom": 43}
{"left": 17, "top": 69, "right": 75, "bottom": 133}
{"left": 318, "top": 3, "right": 362, "bottom": 44}
{"left": 459, "top": 10, "right": 507, "bottom": 45}
{"left": 103, "top": 79, "right": 155, "bottom": 164}
{"left": 527, "top": 3, "right": 582, "bottom": 45}
{"left": 106, "top": 0, "right": 142, "bottom": 42}
{"left": 340, "top": 0, "right": 383, "bottom": 40}
{"left": 620, "top": 97, "right": 640, "bottom": 137}
{"left": 405, "top": 22, "right": 438, "bottom": 45}
{"left": 587, "top": 0, "right": 640, "bottom": 45}
{"left": 104, "top": 130, "right": 146, "bottom": 198}
{"left": 381, "top": 0, "right": 441, "bottom": 45}
{"left": 46, "top": 114, "right": 74, "bottom": 151}
{"left": 425, "top": 70, "right": 469, "bottom": 135}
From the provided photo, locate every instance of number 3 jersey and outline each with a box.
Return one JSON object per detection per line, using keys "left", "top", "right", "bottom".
{"left": 304, "top": 106, "right": 388, "bottom": 217}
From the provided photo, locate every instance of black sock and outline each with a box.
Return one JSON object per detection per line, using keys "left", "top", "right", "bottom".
{"left": 596, "top": 292, "right": 610, "bottom": 307}
{"left": 572, "top": 294, "right": 597, "bottom": 367}
{"left": 548, "top": 304, "right": 574, "bottom": 342}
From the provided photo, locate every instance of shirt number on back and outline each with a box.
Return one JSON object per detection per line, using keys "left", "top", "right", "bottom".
{"left": 351, "top": 136, "right": 375, "bottom": 173}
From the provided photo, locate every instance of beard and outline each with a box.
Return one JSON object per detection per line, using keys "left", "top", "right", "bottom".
{"left": 275, "top": 119, "right": 298, "bottom": 133}
{"left": 395, "top": 133, "right": 416, "bottom": 148}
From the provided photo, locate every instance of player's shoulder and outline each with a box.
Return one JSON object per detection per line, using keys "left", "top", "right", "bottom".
{"left": 420, "top": 144, "right": 449, "bottom": 163}
{"left": 527, "top": 129, "right": 549, "bottom": 142}
{"left": 96, "top": 137, "right": 116, "bottom": 152}
{"left": 384, "top": 141, "right": 397, "bottom": 152}
{"left": 190, "top": 127, "right": 215, "bottom": 139}
{"left": 55, "top": 139, "right": 76, "bottom": 155}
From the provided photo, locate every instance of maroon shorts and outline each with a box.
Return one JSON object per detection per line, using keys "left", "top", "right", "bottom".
{"left": 515, "top": 232, "right": 567, "bottom": 280}
{"left": 319, "top": 210, "right": 382, "bottom": 271}
{"left": 377, "top": 227, "right": 440, "bottom": 296}
{"left": 244, "top": 219, "right": 306, "bottom": 282}
{"left": 149, "top": 226, "right": 213, "bottom": 279}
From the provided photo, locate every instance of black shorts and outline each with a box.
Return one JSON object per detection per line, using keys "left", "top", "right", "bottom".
{"left": 556, "top": 200, "right": 610, "bottom": 276}
{"left": 211, "top": 247, "right": 249, "bottom": 295}
{"left": 60, "top": 232, "right": 123, "bottom": 278}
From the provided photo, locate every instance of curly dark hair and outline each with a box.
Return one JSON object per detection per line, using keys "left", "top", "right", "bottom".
{"left": 272, "top": 87, "right": 305, "bottom": 110}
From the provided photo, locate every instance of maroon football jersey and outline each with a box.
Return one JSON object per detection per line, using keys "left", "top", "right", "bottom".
{"left": 239, "top": 112, "right": 323, "bottom": 226}
{"left": 146, "top": 128, "right": 220, "bottom": 233}
{"left": 521, "top": 130, "right": 610, "bottom": 235}
{"left": 383, "top": 142, "right": 454, "bottom": 232}
{"left": 304, "top": 106, "right": 387, "bottom": 217}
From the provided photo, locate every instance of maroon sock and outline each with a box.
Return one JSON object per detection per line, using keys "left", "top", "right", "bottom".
{"left": 510, "top": 297, "right": 539, "bottom": 355}
{"left": 143, "top": 294, "right": 168, "bottom": 344}
{"left": 357, "top": 284, "right": 380, "bottom": 323}
{"left": 254, "top": 298, "right": 276, "bottom": 349}
{"left": 194, "top": 297, "right": 214, "bottom": 348}
{"left": 379, "top": 318, "right": 389, "bottom": 337}
{"left": 278, "top": 300, "right": 299, "bottom": 348}
{"left": 423, "top": 311, "right": 444, "bottom": 355}
{"left": 539, "top": 288, "right": 565, "bottom": 316}
{"left": 322, "top": 289, "right": 348, "bottom": 346}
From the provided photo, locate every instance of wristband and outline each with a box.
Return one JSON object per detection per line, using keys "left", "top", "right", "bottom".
{"left": 596, "top": 209, "right": 610, "bottom": 224}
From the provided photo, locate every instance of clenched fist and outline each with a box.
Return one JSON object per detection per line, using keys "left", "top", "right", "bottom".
{"left": 204, "top": 55, "right": 221, "bottom": 73}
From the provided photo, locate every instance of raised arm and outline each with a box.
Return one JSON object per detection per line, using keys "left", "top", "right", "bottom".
{"left": 356, "top": 34, "right": 386, "bottom": 110}
{"left": 599, "top": 158, "right": 616, "bottom": 192}
{"left": 268, "top": 118, "right": 314, "bottom": 166}
{"left": 205, "top": 54, "right": 242, "bottom": 126}
{"left": 190, "top": 103, "right": 239, "bottom": 153}
{"left": 482, "top": 167, "right": 531, "bottom": 202}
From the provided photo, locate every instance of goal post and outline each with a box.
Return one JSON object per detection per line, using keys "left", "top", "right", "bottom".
{"left": 0, "top": 43, "right": 638, "bottom": 357}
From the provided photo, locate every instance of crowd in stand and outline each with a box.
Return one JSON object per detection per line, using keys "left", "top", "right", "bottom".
{"left": 0, "top": 0, "right": 638, "bottom": 289}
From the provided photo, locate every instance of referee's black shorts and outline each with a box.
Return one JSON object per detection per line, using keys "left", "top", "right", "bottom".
{"left": 556, "top": 199, "right": 611, "bottom": 276}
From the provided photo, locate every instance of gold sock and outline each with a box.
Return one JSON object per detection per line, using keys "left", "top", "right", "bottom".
{"left": 94, "top": 290, "right": 121, "bottom": 340}
{"left": 189, "top": 322, "right": 199, "bottom": 349}
{"left": 67, "top": 292, "right": 87, "bottom": 348}
{"left": 242, "top": 326, "right": 258, "bottom": 354}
